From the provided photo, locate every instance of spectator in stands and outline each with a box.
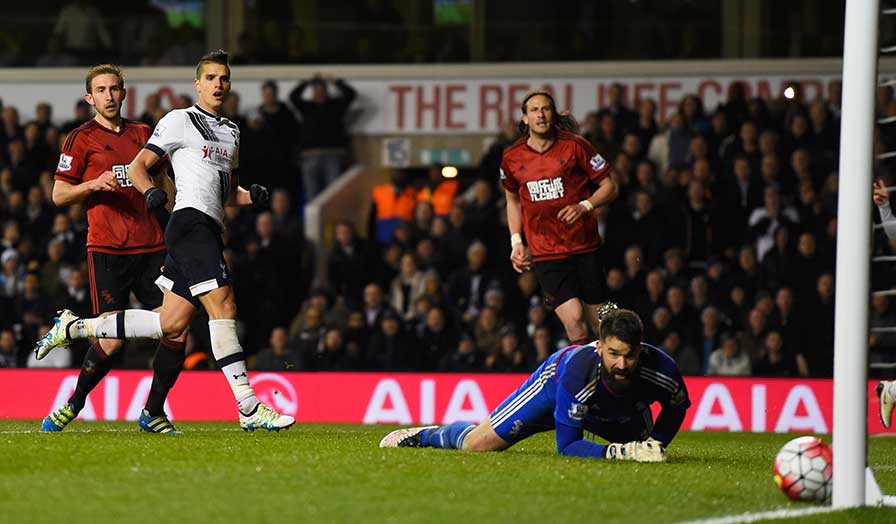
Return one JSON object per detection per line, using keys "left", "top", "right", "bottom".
{"left": 598, "top": 83, "right": 636, "bottom": 131}
{"left": 361, "top": 282, "right": 392, "bottom": 333}
{"left": 0, "top": 329, "right": 17, "bottom": 367}
{"left": 369, "top": 171, "right": 416, "bottom": 245}
{"left": 485, "top": 326, "right": 527, "bottom": 373}
{"left": 416, "top": 306, "right": 457, "bottom": 371}
{"left": 633, "top": 99, "right": 659, "bottom": 149}
{"left": 389, "top": 253, "right": 426, "bottom": 321}
{"left": 289, "top": 74, "right": 356, "bottom": 200}
{"left": 446, "top": 241, "right": 495, "bottom": 324}
{"left": 753, "top": 330, "right": 796, "bottom": 377}
{"left": 61, "top": 100, "right": 92, "bottom": 134}
{"left": 327, "top": 220, "right": 370, "bottom": 307}
{"left": 291, "top": 305, "right": 325, "bottom": 362}
{"left": 257, "top": 80, "right": 301, "bottom": 192}
{"left": 662, "top": 330, "right": 700, "bottom": 376}
{"left": 803, "top": 273, "right": 835, "bottom": 378}
{"left": 759, "top": 225, "right": 798, "bottom": 293}
{"left": 479, "top": 120, "right": 522, "bottom": 182}
{"left": 367, "top": 311, "right": 416, "bottom": 370}
{"left": 749, "top": 185, "right": 799, "bottom": 262}
{"left": 52, "top": 0, "right": 112, "bottom": 64}
{"left": 706, "top": 332, "right": 751, "bottom": 376}
{"left": 438, "top": 330, "right": 479, "bottom": 372}
{"left": 0, "top": 248, "right": 22, "bottom": 298}
{"left": 474, "top": 305, "right": 502, "bottom": 357}
{"left": 36, "top": 34, "right": 77, "bottom": 67}
{"left": 737, "top": 307, "right": 769, "bottom": 366}
{"left": 252, "top": 327, "right": 298, "bottom": 371}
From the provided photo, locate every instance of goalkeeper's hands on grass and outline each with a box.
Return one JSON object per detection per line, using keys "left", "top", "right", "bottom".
{"left": 605, "top": 438, "right": 666, "bottom": 463}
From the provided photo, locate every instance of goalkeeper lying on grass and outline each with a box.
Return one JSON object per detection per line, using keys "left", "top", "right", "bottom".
{"left": 381, "top": 308, "right": 690, "bottom": 462}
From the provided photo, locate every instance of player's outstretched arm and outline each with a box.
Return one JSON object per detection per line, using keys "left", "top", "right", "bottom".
{"left": 651, "top": 403, "right": 688, "bottom": 448}
{"left": 225, "top": 173, "right": 269, "bottom": 208}
{"left": 128, "top": 148, "right": 161, "bottom": 194}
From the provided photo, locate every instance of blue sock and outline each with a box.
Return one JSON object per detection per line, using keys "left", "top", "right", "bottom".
{"left": 421, "top": 422, "right": 476, "bottom": 449}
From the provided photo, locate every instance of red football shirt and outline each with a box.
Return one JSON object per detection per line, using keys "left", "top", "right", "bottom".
{"left": 500, "top": 130, "right": 613, "bottom": 261}
{"left": 55, "top": 119, "right": 166, "bottom": 254}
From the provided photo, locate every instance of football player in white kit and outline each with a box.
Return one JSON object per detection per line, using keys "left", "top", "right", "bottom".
{"left": 35, "top": 50, "right": 295, "bottom": 432}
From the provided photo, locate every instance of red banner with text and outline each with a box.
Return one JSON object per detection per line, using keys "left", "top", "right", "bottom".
{"left": 0, "top": 370, "right": 888, "bottom": 434}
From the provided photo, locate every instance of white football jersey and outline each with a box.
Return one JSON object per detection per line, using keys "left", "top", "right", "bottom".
{"left": 146, "top": 105, "right": 240, "bottom": 227}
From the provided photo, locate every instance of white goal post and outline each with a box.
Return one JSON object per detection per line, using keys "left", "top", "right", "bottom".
{"left": 833, "top": 0, "right": 893, "bottom": 509}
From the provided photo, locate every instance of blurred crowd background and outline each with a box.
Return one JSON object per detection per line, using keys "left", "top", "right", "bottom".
{"left": 4, "top": 0, "right": 892, "bottom": 381}
{"left": 0, "top": 1, "right": 846, "bottom": 67}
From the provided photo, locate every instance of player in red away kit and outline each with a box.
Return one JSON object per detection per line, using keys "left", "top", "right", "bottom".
{"left": 41, "top": 64, "right": 185, "bottom": 433}
{"left": 500, "top": 90, "right": 619, "bottom": 345}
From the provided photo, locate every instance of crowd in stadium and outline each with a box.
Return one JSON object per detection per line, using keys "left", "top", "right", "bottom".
{"left": 2, "top": 72, "right": 894, "bottom": 379}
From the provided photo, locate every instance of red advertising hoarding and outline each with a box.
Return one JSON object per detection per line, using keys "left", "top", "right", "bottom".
{"left": 0, "top": 370, "right": 888, "bottom": 434}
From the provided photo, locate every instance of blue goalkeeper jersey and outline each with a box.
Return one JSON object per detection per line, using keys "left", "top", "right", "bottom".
{"left": 487, "top": 342, "right": 691, "bottom": 458}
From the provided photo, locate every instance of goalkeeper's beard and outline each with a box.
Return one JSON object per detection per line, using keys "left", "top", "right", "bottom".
{"left": 601, "top": 363, "right": 635, "bottom": 394}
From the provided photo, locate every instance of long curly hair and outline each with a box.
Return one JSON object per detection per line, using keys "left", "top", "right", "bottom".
{"left": 518, "top": 90, "right": 579, "bottom": 135}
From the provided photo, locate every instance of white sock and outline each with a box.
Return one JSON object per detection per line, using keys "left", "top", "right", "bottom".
{"left": 209, "top": 319, "right": 258, "bottom": 414}
{"left": 70, "top": 310, "right": 162, "bottom": 339}
{"left": 889, "top": 381, "right": 896, "bottom": 398}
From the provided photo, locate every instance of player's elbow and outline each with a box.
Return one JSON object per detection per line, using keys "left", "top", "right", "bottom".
{"left": 51, "top": 185, "right": 68, "bottom": 207}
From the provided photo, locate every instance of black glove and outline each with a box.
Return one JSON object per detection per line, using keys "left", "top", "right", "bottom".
{"left": 145, "top": 187, "right": 168, "bottom": 210}
{"left": 250, "top": 184, "right": 270, "bottom": 209}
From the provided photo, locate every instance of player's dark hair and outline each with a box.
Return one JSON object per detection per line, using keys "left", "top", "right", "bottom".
{"left": 519, "top": 90, "right": 579, "bottom": 135}
{"left": 599, "top": 309, "right": 643, "bottom": 349}
{"left": 195, "top": 49, "right": 231, "bottom": 79}
{"left": 85, "top": 64, "right": 124, "bottom": 93}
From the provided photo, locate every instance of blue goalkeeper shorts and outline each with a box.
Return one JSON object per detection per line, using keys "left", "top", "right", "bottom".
{"left": 488, "top": 353, "right": 561, "bottom": 444}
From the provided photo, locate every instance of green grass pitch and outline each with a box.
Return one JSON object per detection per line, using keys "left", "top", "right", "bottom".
{"left": 2, "top": 420, "right": 895, "bottom": 524}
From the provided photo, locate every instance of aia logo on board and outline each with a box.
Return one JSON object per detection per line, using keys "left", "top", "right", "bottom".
{"left": 250, "top": 373, "right": 298, "bottom": 416}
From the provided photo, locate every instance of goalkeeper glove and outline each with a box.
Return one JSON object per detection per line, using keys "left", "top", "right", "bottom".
{"left": 250, "top": 184, "right": 270, "bottom": 209}
{"left": 596, "top": 302, "right": 619, "bottom": 322}
{"left": 604, "top": 439, "right": 666, "bottom": 463}
{"left": 144, "top": 187, "right": 168, "bottom": 210}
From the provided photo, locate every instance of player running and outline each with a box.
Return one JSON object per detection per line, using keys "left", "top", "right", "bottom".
{"left": 43, "top": 64, "right": 184, "bottom": 434}
{"left": 35, "top": 50, "right": 294, "bottom": 432}
{"left": 380, "top": 308, "right": 690, "bottom": 462}
{"left": 501, "top": 90, "right": 618, "bottom": 345}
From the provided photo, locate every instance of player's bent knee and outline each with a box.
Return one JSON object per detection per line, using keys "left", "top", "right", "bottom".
{"left": 160, "top": 314, "right": 190, "bottom": 340}
{"left": 98, "top": 338, "right": 124, "bottom": 355}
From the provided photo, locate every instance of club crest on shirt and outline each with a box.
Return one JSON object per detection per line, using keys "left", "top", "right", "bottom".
{"left": 589, "top": 154, "right": 607, "bottom": 171}
{"left": 568, "top": 402, "right": 588, "bottom": 421}
{"left": 57, "top": 153, "right": 73, "bottom": 172}
{"left": 526, "top": 177, "right": 565, "bottom": 201}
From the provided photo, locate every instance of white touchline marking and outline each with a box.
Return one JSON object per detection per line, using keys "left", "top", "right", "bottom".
{"left": 676, "top": 506, "right": 841, "bottom": 524}
{"left": 0, "top": 427, "right": 246, "bottom": 434}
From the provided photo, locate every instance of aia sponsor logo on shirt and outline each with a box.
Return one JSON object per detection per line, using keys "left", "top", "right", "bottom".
{"left": 57, "top": 153, "right": 73, "bottom": 172}
{"left": 589, "top": 154, "right": 607, "bottom": 171}
{"left": 201, "top": 144, "right": 231, "bottom": 167}
{"left": 111, "top": 164, "right": 132, "bottom": 187}
{"left": 526, "top": 177, "right": 565, "bottom": 201}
